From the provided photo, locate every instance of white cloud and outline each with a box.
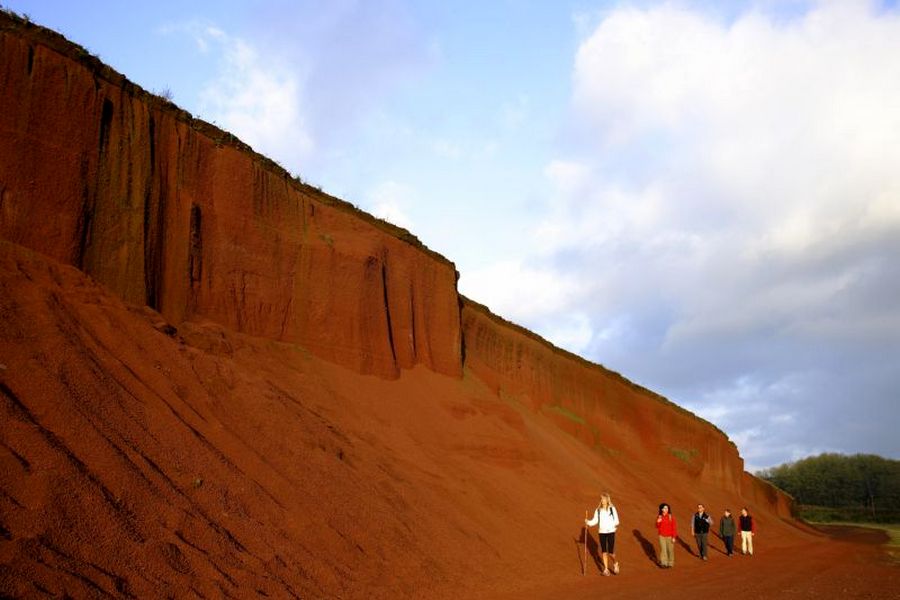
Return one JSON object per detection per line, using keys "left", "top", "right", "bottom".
{"left": 771, "top": 414, "right": 795, "bottom": 425}
{"left": 460, "top": 258, "right": 595, "bottom": 355}
{"left": 501, "top": 94, "right": 530, "bottom": 131}
{"left": 543, "top": 160, "right": 590, "bottom": 198}
{"left": 430, "top": 138, "right": 502, "bottom": 161}
{"left": 558, "top": 0, "right": 900, "bottom": 328}
{"left": 432, "top": 140, "right": 463, "bottom": 160}
{"left": 570, "top": 1, "right": 900, "bottom": 243}
{"left": 365, "top": 180, "right": 416, "bottom": 230}
{"left": 530, "top": 1, "right": 900, "bottom": 467}
{"left": 478, "top": 140, "right": 500, "bottom": 159}
{"left": 729, "top": 427, "right": 764, "bottom": 454}
{"left": 541, "top": 312, "right": 594, "bottom": 354}
{"left": 158, "top": 22, "right": 226, "bottom": 54}
{"left": 194, "top": 28, "right": 313, "bottom": 169}
{"left": 459, "top": 260, "right": 583, "bottom": 322}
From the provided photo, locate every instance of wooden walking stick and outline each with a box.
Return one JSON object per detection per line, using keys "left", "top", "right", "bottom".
{"left": 583, "top": 509, "right": 588, "bottom": 575}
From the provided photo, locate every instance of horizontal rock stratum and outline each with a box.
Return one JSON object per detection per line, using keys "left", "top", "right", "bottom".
{"left": 2, "top": 11, "right": 869, "bottom": 600}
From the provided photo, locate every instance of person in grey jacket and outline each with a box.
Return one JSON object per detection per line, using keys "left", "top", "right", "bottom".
{"left": 719, "top": 509, "right": 736, "bottom": 557}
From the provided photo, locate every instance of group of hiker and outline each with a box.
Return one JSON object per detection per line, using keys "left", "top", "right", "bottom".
{"left": 584, "top": 494, "right": 757, "bottom": 575}
{"left": 656, "top": 502, "right": 757, "bottom": 566}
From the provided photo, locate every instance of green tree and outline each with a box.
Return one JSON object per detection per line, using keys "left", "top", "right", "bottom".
{"left": 758, "top": 453, "right": 900, "bottom": 523}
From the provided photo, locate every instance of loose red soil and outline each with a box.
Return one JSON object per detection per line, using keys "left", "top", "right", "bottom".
{"left": 499, "top": 525, "right": 900, "bottom": 599}
{"left": 2, "top": 242, "right": 898, "bottom": 598}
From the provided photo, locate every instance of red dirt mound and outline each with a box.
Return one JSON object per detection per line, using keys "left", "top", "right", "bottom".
{"left": 1, "top": 11, "right": 898, "bottom": 599}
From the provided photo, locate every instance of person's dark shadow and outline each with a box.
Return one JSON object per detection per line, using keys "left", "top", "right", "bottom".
{"left": 574, "top": 527, "right": 603, "bottom": 573}
{"left": 710, "top": 533, "right": 728, "bottom": 555}
{"left": 632, "top": 529, "right": 658, "bottom": 565}
{"left": 677, "top": 535, "right": 695, "bottom": 556}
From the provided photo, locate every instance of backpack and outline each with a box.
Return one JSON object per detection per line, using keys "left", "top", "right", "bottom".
{"left": 597, "top": 506, "right": 616, "bottom": 521}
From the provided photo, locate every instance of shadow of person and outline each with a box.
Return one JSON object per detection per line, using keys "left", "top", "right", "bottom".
{"left": 710, "top": 533, "right": 728, "bottom": 555}
{"left": 677, "top": 535, "right": 695, "bottom": 556}
{"left": 574, "top": 527, "right": 603, "bottom": 573}
{"left": 632, "top": 529, "right": 658, "bottom": 564}
{"left": 574, "top": 529, "right": 587, "bottom": 574}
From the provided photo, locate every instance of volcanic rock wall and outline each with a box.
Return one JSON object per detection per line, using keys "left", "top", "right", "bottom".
{"left": 461, "top": 299, "right": 746, "bottom": 494}
{"left": 1, "top": 12, "right": 776, "bottom": 506}
{"left": 0, "top": 14, "right": 460, "bottom": 380}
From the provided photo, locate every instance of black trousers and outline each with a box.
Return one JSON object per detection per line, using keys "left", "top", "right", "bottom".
{"left": 599, "top": 532, "right": 616, "bottom": 554}
{"left": 723, "top": 535, "right": 734, "bottom": 555}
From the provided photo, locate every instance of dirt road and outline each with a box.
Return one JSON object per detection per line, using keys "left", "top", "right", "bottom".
{"left": 471, "top": 524, "right": 899, "bottom": 599}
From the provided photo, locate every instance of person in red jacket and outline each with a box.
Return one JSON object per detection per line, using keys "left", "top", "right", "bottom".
{"left": 656, "top": 503, "right": 677, "bottom": 568}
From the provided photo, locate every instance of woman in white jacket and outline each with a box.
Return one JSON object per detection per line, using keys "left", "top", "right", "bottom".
{"left": 585, "top": 492, "right": 621, "bottom": 576}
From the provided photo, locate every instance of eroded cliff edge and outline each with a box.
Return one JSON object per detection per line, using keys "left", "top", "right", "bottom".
{"left": 0, "top": 11, "right": 781, "bottom": 506}
{"left": 0, "top": 13, "right": 461, "bottom": 381}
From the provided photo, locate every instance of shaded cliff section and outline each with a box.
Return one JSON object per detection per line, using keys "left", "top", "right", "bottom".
{"left": 1, "top": 12, "right": 781, "bottom": 507}
{"left": 0, "top": 12, "right": 461, "bottom": 380}
{"left": 461, "top": 298, "right": 759, "bottom": 501}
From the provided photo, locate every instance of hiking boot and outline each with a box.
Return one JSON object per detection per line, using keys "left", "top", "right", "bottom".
{"left": 613, "top": 562, "right": 620, "bottom": 575}
{"left": 602, "top": 569, "right": 611, "bottom": 576}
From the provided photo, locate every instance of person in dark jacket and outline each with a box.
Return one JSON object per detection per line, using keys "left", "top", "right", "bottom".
{"left": 719, "top": 509, "right": 736, "bottom": 557}
{"left": 691, "top": 503, "right": 713, "bottom": 560}
{"left": 739, "top": 507, "right": 756, "bottom": 555}
{"left": 656, "top": 503, "right": 677, "bottom": 568}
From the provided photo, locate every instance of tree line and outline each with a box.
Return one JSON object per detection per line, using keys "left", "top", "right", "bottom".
{"left": 758, "top": 453, "right": 900, "bottom": 523}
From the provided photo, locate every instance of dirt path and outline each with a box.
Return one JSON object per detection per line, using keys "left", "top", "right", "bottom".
{"left": 470, "top": 525, "right": 900, "bottom": 599}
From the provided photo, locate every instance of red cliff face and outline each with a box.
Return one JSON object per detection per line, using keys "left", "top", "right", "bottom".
{"left": 461, "top": 299, "right": 745, "bottom": 493}
{"left": 0, "top": 16, "right": 461, "bottom": 380}
{"left": 0, "top": 9, "right": 778, "bottom": 498}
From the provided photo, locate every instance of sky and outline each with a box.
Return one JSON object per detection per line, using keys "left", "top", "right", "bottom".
{"left": 6, "top": 0, "right": 899, "bottom": 471}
